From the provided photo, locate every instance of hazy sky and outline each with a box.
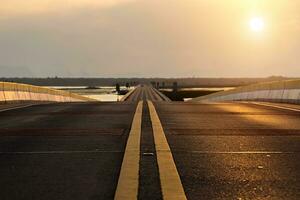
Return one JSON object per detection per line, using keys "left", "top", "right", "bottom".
{"left": 0, "top": 0, "right": 299, "bottom": 77}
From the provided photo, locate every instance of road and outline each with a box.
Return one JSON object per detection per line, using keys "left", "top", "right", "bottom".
{"left": 0, "top": 86, "right": 299, "bottom": 200}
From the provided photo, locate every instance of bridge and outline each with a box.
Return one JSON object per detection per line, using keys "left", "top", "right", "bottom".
{"left": 0, "top": 83, "right": 299, "bottom": 200}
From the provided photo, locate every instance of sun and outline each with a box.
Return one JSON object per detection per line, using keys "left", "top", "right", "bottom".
{"left": 249, "top": 17, "right": 265, "bottom": 32}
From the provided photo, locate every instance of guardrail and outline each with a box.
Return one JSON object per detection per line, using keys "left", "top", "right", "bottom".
{"left": 190, "top": 79, "right": 300, "bottom": 104}
{"left": 0, "top": 82, "right": 96, "bottom": 103}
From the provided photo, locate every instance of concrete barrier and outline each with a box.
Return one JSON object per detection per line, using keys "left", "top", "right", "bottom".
{"left": 0, "top": 82, "right": 96, "bottom": 103}
{"left": 151, "top": 87, "right": 171, "bottom": 102}
{"left": 120, "top": 87, "right": 137, "bottom": 101}
{"left": 190, "top": 79, "right": 300, "bottom": 104}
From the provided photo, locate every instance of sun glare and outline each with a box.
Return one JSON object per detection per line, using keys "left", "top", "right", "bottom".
{"left": 249, "top": 17, "right": 265, "bottom": 32}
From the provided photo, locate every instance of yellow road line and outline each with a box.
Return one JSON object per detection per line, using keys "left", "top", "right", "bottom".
{"left": 147, "top": 100, "right": 187, "bottom": 200}
{"left": 114, "top": 101, "right": 143, "bottom": 200}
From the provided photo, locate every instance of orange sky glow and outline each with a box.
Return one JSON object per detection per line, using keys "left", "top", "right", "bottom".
{"left": 0, "top": 0, "right": 299, "bottom": 77}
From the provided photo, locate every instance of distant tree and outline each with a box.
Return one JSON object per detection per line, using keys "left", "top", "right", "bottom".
{"left": 126, "top": 82, "right": 130, "bottom": 88}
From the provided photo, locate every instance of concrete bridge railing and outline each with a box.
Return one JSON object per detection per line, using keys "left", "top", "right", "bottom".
{"left": 190, "top": 79, "right": 300, "bottom": 104}
{"left": 120, "top": 87, "right": 137, "bottom": 101}
{"left": 0, "top": 82, "right": 96, "bottom": 103}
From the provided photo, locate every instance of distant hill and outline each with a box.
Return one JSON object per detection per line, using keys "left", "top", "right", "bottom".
{"left": 0, "top": 77, "right": 297, "bottom": 87}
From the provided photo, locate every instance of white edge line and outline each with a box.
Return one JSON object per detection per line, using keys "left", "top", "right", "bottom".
{"left": 170, "top": 150, "right": 296, "bottom": 154}
{"left": 245, "top": 102, "right": 300, "bottom": 112}
{"left": 0, "top": 104, "right": 36, "bottom": 113}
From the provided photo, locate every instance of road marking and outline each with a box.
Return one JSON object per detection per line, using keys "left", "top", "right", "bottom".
{"left": 0, "top": 104, "right": 36, "bottom": 113}
{"left": 246, "top": 102, "right": 300, "bottom": 112}
{"left": 148, "top": 100, "right": 187, "bottom": 200}
{"left": 9, "top": 150, "right": 291, "bottom": 155}
{"left": 147, "top": 87, "right": 156, "bottom": 101}
{"left": 150, "top": 87, "right": 159, "bottom": 101}
{"left": 114, "top": 101, "right": 143, "bottom": 200}
{"left": 0, "top": 150, "right": 123, "bottom": 154}
{"left": 171, "top": 150, "right": 296, "bottom": 154}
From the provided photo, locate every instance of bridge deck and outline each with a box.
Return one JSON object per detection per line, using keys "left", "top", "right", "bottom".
{"left": 0, "top": 86, "right": 299, "bottom": 200}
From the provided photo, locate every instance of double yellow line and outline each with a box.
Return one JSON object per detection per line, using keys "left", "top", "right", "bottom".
{"left": 114, "top": 100, "right": 187, "bottom": 200}
{"left": 114, "top": 101, "right": 142, "bottom": 199}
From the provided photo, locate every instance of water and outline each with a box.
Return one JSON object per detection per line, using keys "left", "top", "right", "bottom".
{"left": 49, "top": 86, "right": 133, "bottom": 101}
{"left": 84, "top": 94, "right": 124, "bottom": 101}
{"left": 50, "top": 86, "right": 232, "bottom": 102}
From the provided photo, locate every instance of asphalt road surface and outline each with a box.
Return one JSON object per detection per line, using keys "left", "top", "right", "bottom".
{"left": 155, "top": 101, "right": 300, "bottom": 200}
{"left": 0, "top": 86, "right": 299, "bottom": 200}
